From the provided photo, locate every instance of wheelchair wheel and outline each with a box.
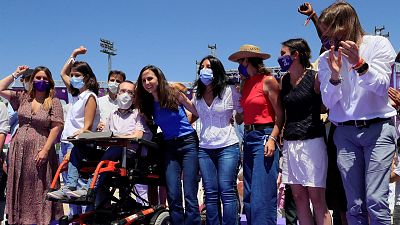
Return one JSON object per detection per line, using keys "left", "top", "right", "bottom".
{"left": 149, "top": 210, "right": 170, "bottom": 225}
{"left": 58, "top": 216, "right": 69, "bottom": 225}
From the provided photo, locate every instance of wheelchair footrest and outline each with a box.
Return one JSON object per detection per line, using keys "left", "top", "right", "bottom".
{"left": 46, "top": 189, "right": 96, "bottom": 205}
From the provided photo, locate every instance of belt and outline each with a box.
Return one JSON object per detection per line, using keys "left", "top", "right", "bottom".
{"left": 164, "top": 131, "right": 197, "bottom": 143}
{"left": 337, "top": 117, "right": 390, "bottom": 128}
{"left": 244, "top": 123, "right": 274, "bottom": 132}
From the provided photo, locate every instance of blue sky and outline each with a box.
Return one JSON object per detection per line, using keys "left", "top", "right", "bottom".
{"left": 1, "top": 0, "right": 399, "bottom": 83}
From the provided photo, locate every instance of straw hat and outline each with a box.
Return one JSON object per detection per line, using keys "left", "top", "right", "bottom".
{"left": 228, "top": 44, "right": 271, "bottom": 62}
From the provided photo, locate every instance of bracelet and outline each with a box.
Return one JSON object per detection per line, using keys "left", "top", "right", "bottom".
{"left": 308, "top": 11, "right": 316, "bottom": 19}
{"left": 356, "top": 62, "right": 369, "bottom": 75}
{"left": 70, "top": 56, "right": 76, "bottom": 63}
{"left": 352, "top": 58, "right": 365, "bottom": 70}
{"left": 11, "top": 72, "right": 18, "bottom": 79}
{"left": 304, "top": 12, "right": 316, "bottom": 26}
{"left": 269, "top": 136, "right": 277, "bottom": 142}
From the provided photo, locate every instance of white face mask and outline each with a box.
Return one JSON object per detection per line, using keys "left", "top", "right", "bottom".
{"left": 23, "top": 82, "right": 30, "bottom": 91}
{"left": 117, "top": 92, "right": 132, "bottom": 110}
{"left": 108, "top": 81, "right": 119, "bottom": 94}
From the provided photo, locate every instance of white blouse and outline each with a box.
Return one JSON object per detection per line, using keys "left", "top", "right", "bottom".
{"left": 193, "top": 85, "right": 243, "bottom": 149}
{"left": 318, "top": 35, "right": 397, "bottom": 123}
{"left": 61, "top": 90, "right": 100, "bottom": 139}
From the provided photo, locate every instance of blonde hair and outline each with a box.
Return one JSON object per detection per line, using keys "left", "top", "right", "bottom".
{"left": 319, "top": 2, "right": 365, "bottom": 44}
{"left": 170, "top": 82, "right": 188, "bottom": 94}
{"left": 28, "top": 66, "right": 55, "bottom": 111}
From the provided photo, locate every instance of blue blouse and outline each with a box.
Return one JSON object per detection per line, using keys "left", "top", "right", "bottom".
{"left": 153, "top": 102, "right": 194, "bottom": 140}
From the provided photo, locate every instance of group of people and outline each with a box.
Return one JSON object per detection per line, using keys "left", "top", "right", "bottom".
{"left": 0, "top": 1, "right": 399, "bottom": 225}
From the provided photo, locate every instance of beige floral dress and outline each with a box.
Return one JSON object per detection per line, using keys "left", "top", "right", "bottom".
{"left": 6, "top": 91, "right": 64, "bottom": 225}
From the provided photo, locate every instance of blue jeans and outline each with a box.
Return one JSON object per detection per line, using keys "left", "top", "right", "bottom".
{"left": 334, "top": 120, "right": 396, "bottom": 225}
{"left": 199, "top": 143, "right": 240, "bottom": 225}
{"left": 59, "top": 142, "right": 74, "bottom": 184}
{"left": 164, "top": 132, "right": 201, "bottom": 225}
{"left": 60, "top": 142, "right": 90, "bottom": 215}
{"left": 243, "top": 127, "right": 279, "bottom": 225}
{"left": 67, "top": 144, "right": 89, "bottom": 188}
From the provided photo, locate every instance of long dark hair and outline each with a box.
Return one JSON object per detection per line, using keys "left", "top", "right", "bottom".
{"left": 136, "top": 65, "right": 179, "bottom": 120}
{"left": 282, "top": 38, "right": 312, "bottom": 69}
{"left": 247, "top": 57, "right": 271, "bottom": 75}
{"left": 70, "top": 61, "right": 99, "bottom": 96}
{"left": 194, "top": 55, "right": 227, "bottom": 100}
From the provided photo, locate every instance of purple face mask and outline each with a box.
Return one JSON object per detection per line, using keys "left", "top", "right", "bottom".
{"left": 321, "top": 37, "right": 340, "bottom": 51}
{"left": 277, "top": 55, "right": 293, "bottom": 72}
{"left": 33, "top": 80, "right": 49, "bottom": 92}
{"left": 238, "top": 64, "right": 249, "bottom": 77}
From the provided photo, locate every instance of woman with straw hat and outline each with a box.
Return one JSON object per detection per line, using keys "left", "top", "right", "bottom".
{"left": 229, "top": 44, "right": 284, "bottom": 225}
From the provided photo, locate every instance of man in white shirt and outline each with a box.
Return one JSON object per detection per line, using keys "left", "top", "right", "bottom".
{"left": 97, "top": 70, "right": 126, "bottom": 131}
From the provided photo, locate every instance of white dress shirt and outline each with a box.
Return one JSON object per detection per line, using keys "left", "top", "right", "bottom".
{"left": 98, "top": 95, "right": 118, "bottom": 123}
{"left": 318, "top": 35, "right": 397, "bottom": 123}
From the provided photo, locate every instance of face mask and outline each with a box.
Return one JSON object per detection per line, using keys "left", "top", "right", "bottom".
{"left": 321, "top": 37, "right": 340, "bottom": 51}
{"left": 199, "top": 68, "right": 213, "bottom": 86}
{"left": 108, "top": 81, "right": 119, "bottom": 94}
{"left": 117, "top": 92, "right": 133, "bottom": 110}
{"left": 277, "top": 55, "right": 294, "bottom": 72}
{"left": 70, "top": 76, "right": 85, "bottom": 89}
{"left": 33, "top": 80, "right": 50, "bottom": 92}
{"left": 23, "top": 82, "right": 31, "bottom": 91}
{"left": 238, "top": 64, "right": 249, "bottom": 78}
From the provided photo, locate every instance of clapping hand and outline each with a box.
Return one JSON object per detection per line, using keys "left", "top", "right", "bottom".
{"left": 389, "top": 87, "right": 400, "bottom": 106}
{"left": 327, "top": 46, "right": 342, "bottom": 80}
{"left": 339, "top": 41, "right": 360, "bottom": 65}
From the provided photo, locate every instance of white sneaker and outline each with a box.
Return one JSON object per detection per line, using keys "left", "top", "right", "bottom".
{"left": 66, "top": 189, "right": 88, "bottom": 198}
{"left": 46, "top": 187, "right": 70, "bottom": 200}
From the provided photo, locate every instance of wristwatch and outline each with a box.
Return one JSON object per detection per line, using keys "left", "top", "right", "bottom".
{"left": 329, "top": 78, "right": 341, "bottom": 86}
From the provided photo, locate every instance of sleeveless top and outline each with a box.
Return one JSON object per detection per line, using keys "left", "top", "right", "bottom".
{"left": 240, "top": 74, "right": 275, "bottom": 125}
{"left": 61, "top": 90, "right": 100, "bottom": 139}
{"left": 281, "top": 69, "right": 324, "bottom": 140}
{"left": 153, "top": 102, "right": 194, "bottom": 140}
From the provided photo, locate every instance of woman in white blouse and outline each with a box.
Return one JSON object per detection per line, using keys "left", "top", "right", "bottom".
{"left": 192, "top": 55, "right": 243, "bottom": 225}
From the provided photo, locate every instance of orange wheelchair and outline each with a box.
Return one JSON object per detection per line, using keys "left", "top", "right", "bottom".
{"left": 47, "top": 135, "right": 170, "bottom": 225}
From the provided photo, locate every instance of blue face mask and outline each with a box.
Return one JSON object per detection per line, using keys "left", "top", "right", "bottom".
{"left": 277, "top": 55, "right": 293, "bottom": 72}
{"left": 199, "top": 68, "right": 213, "bottom": 86}
{"left": 238, "top": 64, "right": 249, "bottom": 77}
{"left": 70, "top": 76, "right": 84, "bottom": 89}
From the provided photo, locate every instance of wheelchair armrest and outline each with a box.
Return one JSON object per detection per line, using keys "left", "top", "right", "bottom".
{"left": 132, "top": 138, "right": 158, "bottom": 150}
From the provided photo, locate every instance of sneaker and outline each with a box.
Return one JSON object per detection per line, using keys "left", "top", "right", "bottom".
{"left": 66, "top": 189, "right": 88, "bottom": 198}
{"left": 46, "top": 187, "right": 71, "bottom": 200}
